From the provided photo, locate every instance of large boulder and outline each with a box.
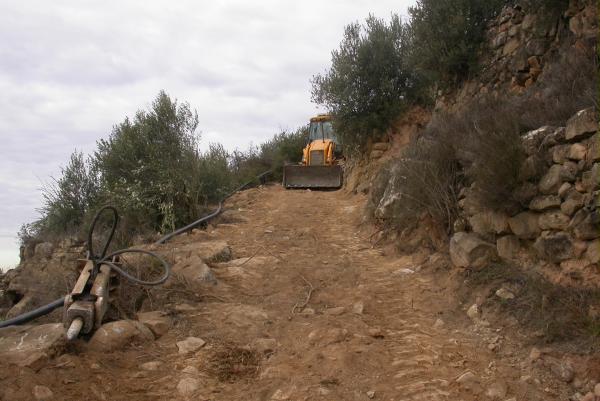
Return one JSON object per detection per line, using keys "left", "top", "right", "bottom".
{"left": 533, "top": 232, "right": 574, "bottom": 263}
{"left": 522, "top": 126, "right": 555, "bottom": 155}
{"left": 529, "top": 195, "right": 561, "bottom": 211}
{"left": 561, "top": 190, "right": 585, "bottom": 216}
{"left": 539, "top": 165, "right": 568, "bottom": 194}
{"left": 565, "top": 108, "right": 597, "bottom": 141}
{"left": 508, "top": 212, "right": 540, "bottom": 239}
{"left": 137, "top": 311, "right": 172, "bottom": 338}
{"left": 468, "top": 211, "right": 510, "bottom": 236}
{"left": 581, "top": 163, "right": 600, "bottom": 192}
{"left": 170, "top": 255, "right": 217, "bottom": 286}
{"left": 570, "top": 210, "right": 600, "bottom": 240}
{"left": 0, "top": 323, "right": 65, "bottom": 370}
{"left": 497, "top": 235, "right": 520, "bottom": 260}
{"left": 538, "top": 211, "right": 570, "bottom": 231}
{"left": 88, "top": 320, "right": 154, "bottom": 352}
{"left": 449, "top": 232, "right": 497, "bottom": 269}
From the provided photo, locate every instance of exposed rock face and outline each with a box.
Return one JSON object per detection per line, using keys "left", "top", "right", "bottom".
{"left": 1, "top": 239, "right": 84, "bottom": 320}
{"left": 565, "top": 108, "right": 597, "bottom": 141}
{"left": 0, "top": 323, "right": 65, "bottom": 370}
{"left": 449, "top": 232, "right": 497, "bottom": 269}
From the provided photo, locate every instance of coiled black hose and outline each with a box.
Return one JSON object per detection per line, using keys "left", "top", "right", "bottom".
{"left": 0, "top": 170, "right": 271, "bottom": 328}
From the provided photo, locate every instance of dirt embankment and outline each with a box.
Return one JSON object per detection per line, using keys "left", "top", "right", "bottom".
{"left": 1, "top": 185, "right": 597, "bottom": 401}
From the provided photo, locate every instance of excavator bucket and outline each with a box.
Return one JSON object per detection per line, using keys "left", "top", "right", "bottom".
{"left": 283, "top": 165, "right": 343, "bottom": 189}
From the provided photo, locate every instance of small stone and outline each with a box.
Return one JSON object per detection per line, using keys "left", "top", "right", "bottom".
{"left": 467, "top": 304, "right": 480, "bottom": 320}
{"left": 394, "top": 268, "right": 415, "bottom": 275}
{"left": 137, "top": 311, "right": 172, "bottom": 338}
{"left": 368, "top": 328, "right": 384, "bottom": 338}
{"left": 324, "top": 307, "right": 345, "bottom": 316}
{"left": 594, "top": 383, "right": 600, "bottom": 396}
{"left": 352, "top": 301, "right": 364, "bottom": 315}
{"left": 558, "top": 183, "right": 572, "bottom": 198}
{"left": 253, "top": 338, "right": 277, "bottom": 354}
{"left": 140, "top": 361, "right": 162, "bottom": 371}
{"left": 433, "top": 318, "right": 445, "bottom": 329}
{"left": 182, "top": 365, "right": 199, "bottom": 375}
{"left": 174, "top": 303, "right": 197, "bottom": 312}
{"left": 550, "top": 360, "right": 575, "bottom": 382}
{"left": 486, "top": 381, "right": 507, "bottom": 399}
{"left": 529, "top": 347, "right": 542, "bottom": 361}
{"left": 176, "top": 337, "right": 206, "bottom": 354}
{"left": 367, "top": 390, "right": 376, "bottom": 399}
{"left": 456, "top": 371, "right": 480, "bottom": 392}
{"left": 33, "top": 385, "right": 53, "bottom": 401}
{"left": 495, "top": 288, "right": 515, "bottom": 300}
{"left": 177, "top": 377, "right": 199, "bottom": 396}
{"left": 582, "top": 392, "right": 596, "bottom": 401}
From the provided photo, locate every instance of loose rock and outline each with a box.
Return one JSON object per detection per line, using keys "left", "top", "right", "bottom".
{"left": 88, "top": 320, "right": 154, "bottom": 352}
{"left": 137, "top": 311, "right": 172, "bottom": 338}
{"left": 449, "top": 232, "right": 497, "bottom": 269}
{"left": 176, "top": 337, "right": 206, "bottom": 354}
{"left": 0, "top": 323, "right": 66, "bottom": 370}
{"left": 177, "top": 377, "right": 200, "bottom": 396}
{"left": 32, "top": 385, "right": 54, "bottom": 401}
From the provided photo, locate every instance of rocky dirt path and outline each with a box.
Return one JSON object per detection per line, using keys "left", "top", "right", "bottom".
{"left": 0, "top": 185, "right": 581, "bottom": 400}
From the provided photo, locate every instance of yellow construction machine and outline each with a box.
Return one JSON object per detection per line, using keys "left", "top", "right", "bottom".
{"left": 283, "top": 114, "right": 343, "bottom": 189}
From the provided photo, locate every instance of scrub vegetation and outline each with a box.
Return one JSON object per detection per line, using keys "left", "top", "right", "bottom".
{"left": 19, "top": 91, "right": 307, "bottom": 245}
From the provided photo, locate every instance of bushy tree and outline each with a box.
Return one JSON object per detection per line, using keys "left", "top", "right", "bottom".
{"left": 408, "top": 0, "right": 505, "bottom": 85}
{"left": 311, "top": 15, "right": 424, "bottom": 151}
{"left": 94, "top": 91, "right": 201, "bottom": 233}
{"left": 37, "top": 151, "right": 99, "bottom": 235}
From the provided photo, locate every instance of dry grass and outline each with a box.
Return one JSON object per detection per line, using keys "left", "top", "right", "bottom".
{"left": 207, "top": 345, "right": 261, "bottom": 382}
{"left": 464, "top": 262, "right": 600, "bottom": 346}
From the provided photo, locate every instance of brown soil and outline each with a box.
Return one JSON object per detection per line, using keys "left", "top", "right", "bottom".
{"left": 0, "top": 185, "right": 585, "bottom": 400}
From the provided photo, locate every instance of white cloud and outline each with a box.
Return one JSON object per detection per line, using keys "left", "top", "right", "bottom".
{"left": 0, "top": 0, "right": 415, "bottom": 267}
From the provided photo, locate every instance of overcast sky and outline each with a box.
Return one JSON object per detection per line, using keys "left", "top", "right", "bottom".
{"left": 0, "top": 0, "right": 414, "bottom": 269}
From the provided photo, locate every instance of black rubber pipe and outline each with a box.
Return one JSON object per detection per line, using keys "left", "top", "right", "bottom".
{"left": 0, "top": 297, "right": 64, "bottom": 329}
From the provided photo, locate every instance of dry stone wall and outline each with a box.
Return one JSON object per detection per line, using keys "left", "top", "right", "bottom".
{"left": 451, "top": 108, "right": 599, "bottom": 286}
{"left": 437, "top": 0, "right": 597, "bottom": 109}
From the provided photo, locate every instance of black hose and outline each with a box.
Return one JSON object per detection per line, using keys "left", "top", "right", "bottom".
{"left": 0, "top": 298, "right": 64, "bottom": 329}
{"left": 155, "top": 170, "right": 271, "bottom": 244}
{"left": 0, "top": 170, "right": 271, "bottom": 327}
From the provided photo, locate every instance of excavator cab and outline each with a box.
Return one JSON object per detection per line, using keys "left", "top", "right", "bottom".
{"left": 283, "top": 114, "right": 343, "bottom": 189}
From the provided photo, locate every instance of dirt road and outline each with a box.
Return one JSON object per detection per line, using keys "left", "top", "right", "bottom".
{"left": 0, "top": 185, "right": 576, "bottom": 400}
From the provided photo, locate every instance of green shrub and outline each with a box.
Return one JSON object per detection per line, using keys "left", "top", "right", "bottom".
{"left": 36, "top": 151, "right": 99, "bottom": 237}
{"left": 20, "top": 91, "right": 309, "bottom": 245}
{"left": 311, "top": 14, "right": 425, "bottom": 151}
{"left": 382, "top": 135, "right": 464, "bottom": 233}
{"left": 408, "top": 0, "right": 505, "bottom": 86}
{"left": 94, "top": 91, "right": 202, "bottom": 233}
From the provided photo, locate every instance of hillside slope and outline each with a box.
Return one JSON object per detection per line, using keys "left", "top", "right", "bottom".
{"left": 1, "top": 185, "right": 596, "bottom": 400}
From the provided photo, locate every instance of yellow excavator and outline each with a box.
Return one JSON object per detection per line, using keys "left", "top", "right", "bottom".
{"left": 283, "top": 114, "right": 343, "bottom": 189}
